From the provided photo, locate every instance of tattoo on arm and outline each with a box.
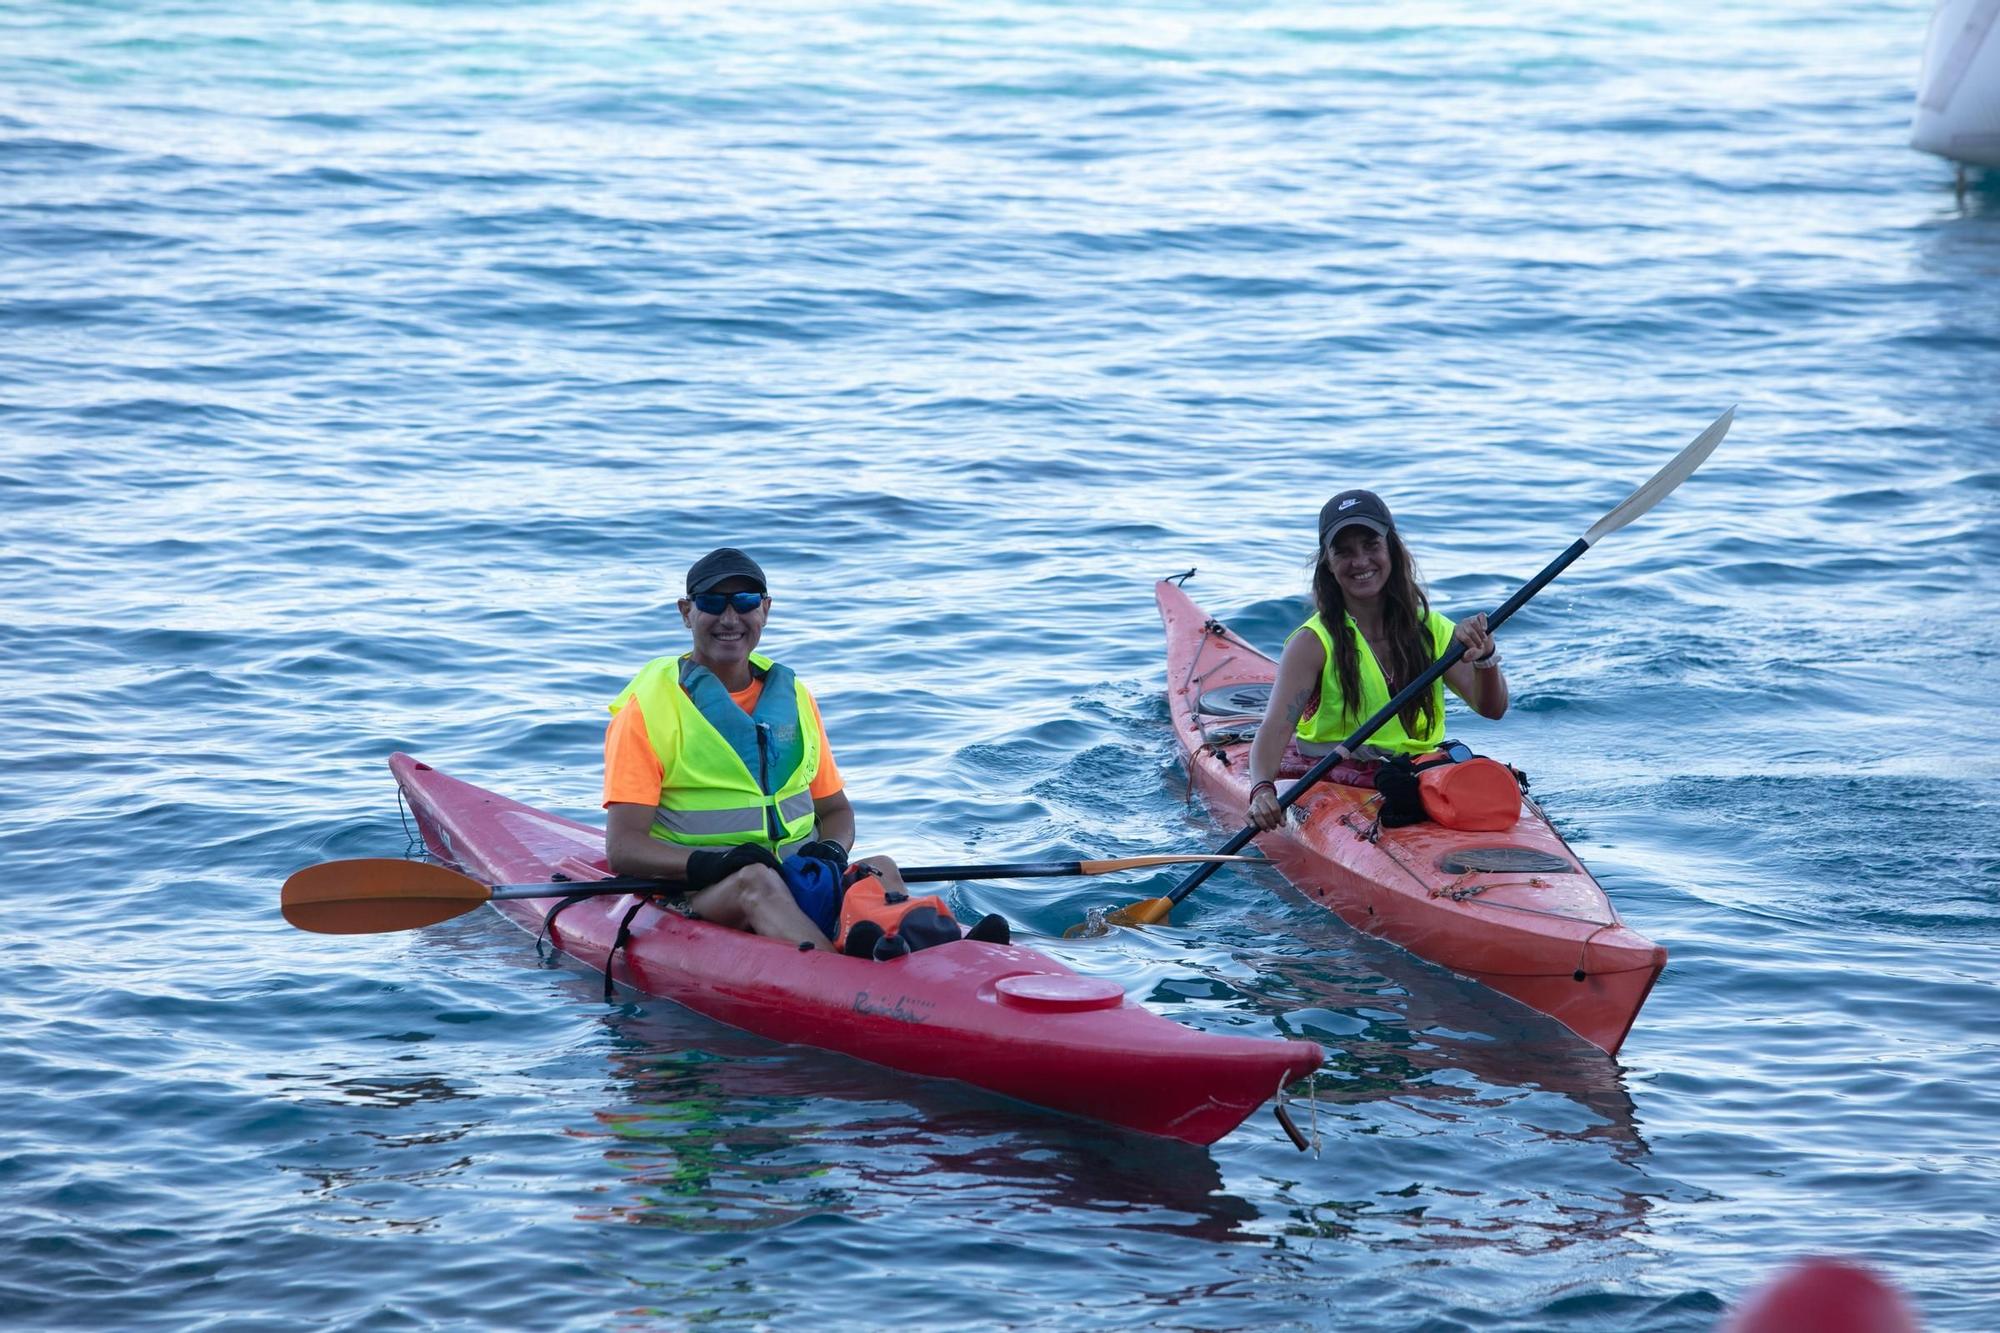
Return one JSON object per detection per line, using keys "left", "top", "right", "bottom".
{"left": 1278, "top": 684, "right": 1313, "bottom": 727}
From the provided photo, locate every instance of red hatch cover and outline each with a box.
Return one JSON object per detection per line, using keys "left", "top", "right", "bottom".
{"left": 995, "top": 973, "right": 1126, "bottom": 1012}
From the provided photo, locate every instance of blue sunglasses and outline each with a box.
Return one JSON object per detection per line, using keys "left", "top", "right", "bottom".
{"left": 692, "top": 591, "right": 767, "bottom": 615}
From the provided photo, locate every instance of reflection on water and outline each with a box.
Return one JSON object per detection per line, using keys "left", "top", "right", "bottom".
{"left": 546, "top": 927, "right": 1661, "bottom": 1290}
{"left": 1154, "top": 903, "right": 1662, "bottom": 1260}
{"left": 261, "top": 902, "right": 1659, "bottom": 1290}
{"left": 1224, "top": 902, "right": 1645, "bottom": 1150}
{"left": 576, "top": 1005, "right": 1254, "bottom": 1241}
{"left": 575, "top": 1047, "right": 856, "bottom": 1234}
{"left": 314, "top": 1073, "right": 476, "bottom": 1111}
{"left": 266, "top": 1067, "right": 485, "bottom": 1233}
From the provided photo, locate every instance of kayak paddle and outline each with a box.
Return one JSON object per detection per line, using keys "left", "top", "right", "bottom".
{"left": 1069, "top": 404, "right": 1736, "bottom": 937}
{"left": 283, "top": 853, "right": 1256, "bottom": 935}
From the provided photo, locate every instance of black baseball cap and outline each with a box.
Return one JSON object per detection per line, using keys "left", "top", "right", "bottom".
{"left": 685, "top": 547, "right": 768, "bottom": 596}
{"left": 1318, "top": 490, "right": 1395, "bottom": 544}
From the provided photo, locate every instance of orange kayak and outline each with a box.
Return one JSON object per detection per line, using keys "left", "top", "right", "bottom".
{"left": 1158, "top": 579, "right": 1665, "bottom": 1055}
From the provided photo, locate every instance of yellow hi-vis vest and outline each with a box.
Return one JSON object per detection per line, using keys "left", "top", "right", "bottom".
{"left": 1293, "top": 610, "right": 1455, "bottom": 755}
{"left": 609, "top": 652, "right": 820, "bottom": 855}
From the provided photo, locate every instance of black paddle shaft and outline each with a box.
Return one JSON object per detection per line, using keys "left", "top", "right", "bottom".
{"left": 1162, "top": 536, "right": 1590, "bottom": 909}
{"left": 484, "top": 859, "right": 1132, "bottom": 902}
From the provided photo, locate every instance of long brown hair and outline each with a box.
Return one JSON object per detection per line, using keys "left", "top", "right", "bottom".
{"left": 1310, "top": 529, "right": 1438, "bottom": 738}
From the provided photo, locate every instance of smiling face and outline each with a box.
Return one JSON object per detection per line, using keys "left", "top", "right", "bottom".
{"left": 679, "top": 575, "right": 769, "bottom": 678}
{"left": 1324, "top": 524, "right": 1392, "bottom": 607}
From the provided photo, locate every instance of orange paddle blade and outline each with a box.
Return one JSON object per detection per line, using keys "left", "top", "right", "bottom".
{"left": 281, "top": 858, "right": 490, "bottom": 934}
{"left": 1104, "top": 896, "right": 1176, "bottom": 927}
{"left": 1063, "top": 895, "right": 1176, "bottom": 938}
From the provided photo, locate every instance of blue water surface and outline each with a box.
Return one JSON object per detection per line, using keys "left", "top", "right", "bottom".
{"left": 2, "top": 1, "right": 1995, "bottom": 1328}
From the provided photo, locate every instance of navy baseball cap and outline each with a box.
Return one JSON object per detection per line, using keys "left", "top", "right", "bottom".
{"left": 685, "top": 547, "right": 768, "bottom": 596}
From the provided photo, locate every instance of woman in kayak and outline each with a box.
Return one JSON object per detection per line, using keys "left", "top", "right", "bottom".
{"left": 1243, "top": 490, "right": 1507, "bottom": 832}
{"left": 603, "top": 546, "right": 1006, "bottom": 957}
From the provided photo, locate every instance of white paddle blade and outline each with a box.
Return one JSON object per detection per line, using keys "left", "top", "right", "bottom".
{"left": 1583, "top": 406, "right": 1735, "bottom": 547}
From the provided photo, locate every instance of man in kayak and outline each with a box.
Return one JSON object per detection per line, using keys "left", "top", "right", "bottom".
{"left": 601, "top": 546, "right": 895, "bottom": 951}
{"left": 1243, "top": 490, "right": 1507, "bottom": 832}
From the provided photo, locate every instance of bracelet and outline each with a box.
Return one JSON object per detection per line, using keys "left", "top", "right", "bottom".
{"left": 1469, "top": 648, "right": 1503, "bottom": 671}
{"left": 1249, "top": 780, "right": 1277, "bottom": 802}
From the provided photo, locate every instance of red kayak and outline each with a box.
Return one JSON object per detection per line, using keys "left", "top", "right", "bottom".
{"left": 1158, "top": 580, "right": 1665, "bottom": 1055}
{"left": 390, "top": 752, "right": 1323, "bottom": 1144}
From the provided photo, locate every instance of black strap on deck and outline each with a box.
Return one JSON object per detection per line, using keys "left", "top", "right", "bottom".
{"left": 536, "top": 890, "right": 600, "bottom": 962}
{"left": 535, "top": 871, "right": 666, "bottom": 1003}
{"left": 604, "top": 899, "right": 650, "bottom": 1002}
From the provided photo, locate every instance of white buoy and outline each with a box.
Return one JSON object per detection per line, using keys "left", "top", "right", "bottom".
{"left": 1912, "top": 0, "right": 2000, "bottom": 168}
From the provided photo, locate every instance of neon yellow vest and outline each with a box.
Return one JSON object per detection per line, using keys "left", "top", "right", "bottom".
{"left": 1293, "top": 610, "right": 1455, "bottom": 755}
{"left": 609, "top": 652, "right": 820, "bottom": 855}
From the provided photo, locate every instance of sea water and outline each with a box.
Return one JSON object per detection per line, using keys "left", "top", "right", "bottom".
{"left": 1, "top": 1, "right": 1995, "bottom": 1328}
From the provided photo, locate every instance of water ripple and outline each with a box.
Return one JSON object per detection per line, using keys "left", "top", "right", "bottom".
{"left": 2, "top": 0, "right": 1996, "bottom": 1328}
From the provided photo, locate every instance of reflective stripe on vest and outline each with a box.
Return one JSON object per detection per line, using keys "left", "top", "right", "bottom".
{"left": 1293, "top": 610, "right": 1454, "bottom": 755}
{"left": 609, "top": 652, "right": 820, "bottom": 855}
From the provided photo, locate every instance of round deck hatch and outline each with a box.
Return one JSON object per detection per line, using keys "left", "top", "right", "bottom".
{"left": 1439, "top": 847, "right": 1575, "bottom": 874}
{"left": 995, "top": 973, "right": 1126, "bottom": 1012}
{"left": 1197, "top": 682, "right": 1271, "bottom": 716}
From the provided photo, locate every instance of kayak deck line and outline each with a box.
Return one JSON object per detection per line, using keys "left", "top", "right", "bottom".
{"left": 1157, "top": 580, "right": 1665, "bottom": 1056}
{"left": 387, "top": 752, "right": 1324, "bottom": 1145}
{"left": 1329, "top": 801, "right": 1619, "bottom": 927}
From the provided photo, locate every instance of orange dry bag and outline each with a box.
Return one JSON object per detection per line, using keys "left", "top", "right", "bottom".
{"left": 1416, "top": 755, "right": 1521, "bottom": 831}
{"left": 836, "top": 873, "right": 962, "bottom": 958}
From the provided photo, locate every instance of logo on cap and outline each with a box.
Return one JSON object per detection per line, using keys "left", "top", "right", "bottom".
{"left": 1340, "top": 498, "right": 1358, "bottom": 510}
